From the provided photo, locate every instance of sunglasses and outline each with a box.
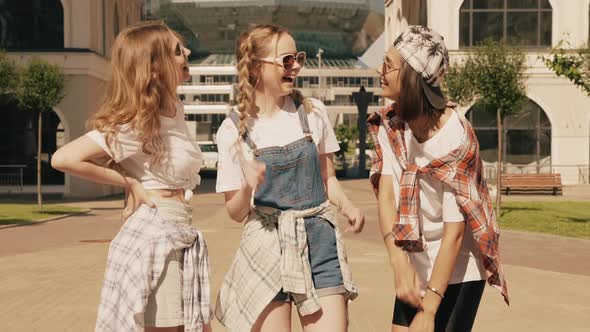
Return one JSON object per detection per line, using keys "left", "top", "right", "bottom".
{"left": 382, "top": 57, "right": 401, "bottom": 75}
{"left": 260, "top": 51, "right": 306, "bottom": 71}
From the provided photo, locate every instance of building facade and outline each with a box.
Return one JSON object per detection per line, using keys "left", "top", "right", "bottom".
{"left": 385, "top": 0, "right": 590, "bottom": 184}
{"left": 2, "top": 0, "right": 142, "bottom": 197}
{"left": 10, "top": 1, "right": 583, "bottom": 197}
{"left": 179, "top": 55, "right": 383, "bottom": 143}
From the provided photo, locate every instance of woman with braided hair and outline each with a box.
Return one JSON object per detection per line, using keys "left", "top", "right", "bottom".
{"left": 214, "top": 24, "right": 364, "bottom": 332}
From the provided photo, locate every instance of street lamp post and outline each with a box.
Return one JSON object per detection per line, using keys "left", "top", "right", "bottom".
{"left": 316, "top": 48, "right": 324, "bottom": 100}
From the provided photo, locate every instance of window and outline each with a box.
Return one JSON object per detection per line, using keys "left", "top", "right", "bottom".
{"left": 185, "top": 113, "right": 226, "bottom": 142}
{"left": 466, "top": 98, "right": 551, "bottom": 166}
{"left": 0, "top": 102, "right": 65, "bottom": 185}
{"left": 196, "top": 94, "right": 229, "bottom": 104}
{"left": 334, "top": 95, "right": 352, "bottom": 105}
{"left": 460, "top": 0, "right": 552, "bottom": 48}
{"left": 0, "top": 0, "right": 64, "bottom": 49}
{"left": 201, "top": 75, "right": 235, "bottom": 84}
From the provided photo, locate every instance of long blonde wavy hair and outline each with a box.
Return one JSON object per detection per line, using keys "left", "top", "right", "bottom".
{"left": 235, "top": 24, "right": 313, "bottom": 138}
{"left": 87, "top": 21, "right": 182, "bottom": 166}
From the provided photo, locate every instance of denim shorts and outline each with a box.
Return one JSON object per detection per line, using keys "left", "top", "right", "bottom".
{"left": 273, "top": 215, "right": 345, "bottom": 301}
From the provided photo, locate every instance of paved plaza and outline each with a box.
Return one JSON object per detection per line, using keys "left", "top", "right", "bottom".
{"left": 0, "top": 179, "right": 588, "bottom": 331}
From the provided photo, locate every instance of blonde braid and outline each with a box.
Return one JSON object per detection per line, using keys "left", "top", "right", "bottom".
{"left": 291, "top": 89, "right": 313, "bottom": 113}
{"left": 236, "top": 33, "right": 257, "bottom": 138}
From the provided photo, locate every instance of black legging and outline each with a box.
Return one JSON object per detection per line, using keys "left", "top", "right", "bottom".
{"left": 392, "top": 280, "right": 486, "bottom": 332}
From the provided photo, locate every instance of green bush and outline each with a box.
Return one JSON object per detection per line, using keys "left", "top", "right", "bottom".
{"left": 334, "top": 124, "right": 358, "bottom": 157}
{"left": 0, "top": 51, "right": 19, "bottom": 103}
{"left": 543, "top": 41, "right": 590, "bottom": 96}
{"left": 17, "top": 58, "right": 65, "bottom": 112}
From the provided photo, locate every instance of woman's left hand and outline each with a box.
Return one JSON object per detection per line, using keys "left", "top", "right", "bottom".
{"left": 122, "top": 180, "right": 156, "bottom": 220}
{"left": 409, "top": 310, "right": 435, "bottom": 332}
{"left": 341, "top": 204, "right": 365, "bottom": 233}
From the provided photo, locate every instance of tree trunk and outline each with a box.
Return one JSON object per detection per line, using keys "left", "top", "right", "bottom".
{"left": 37, "top": 111, "right": 43, "bottom": 210}
{"left": 496, "top": 109, "right": 502, "bottom": 218}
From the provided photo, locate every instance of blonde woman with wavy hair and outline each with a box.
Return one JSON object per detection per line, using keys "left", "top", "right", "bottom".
{"left": 52, "top": 21, "right": 211, "bottom": 332}
{"left": 214, "top": 24, "right": 365, "bottom": 332}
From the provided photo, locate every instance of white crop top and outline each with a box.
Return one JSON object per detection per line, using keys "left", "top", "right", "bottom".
{"left": 86, "top": 105, "right": 202, "bottom": 196}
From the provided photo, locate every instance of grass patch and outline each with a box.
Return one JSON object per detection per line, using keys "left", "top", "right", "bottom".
{"left": 0, "top": 204, "right": 86, "bottom": 226}
{"left": 499, "top": 201, "right": 590, "bottom": 239}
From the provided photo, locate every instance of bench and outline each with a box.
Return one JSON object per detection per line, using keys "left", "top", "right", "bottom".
{"left": 501, "top": 173, "right": 563, "bottom": 195}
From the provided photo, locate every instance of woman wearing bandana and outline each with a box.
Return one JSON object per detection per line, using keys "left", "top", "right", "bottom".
{"left": 368, "top": 26, "right": 509, "bottom": 332}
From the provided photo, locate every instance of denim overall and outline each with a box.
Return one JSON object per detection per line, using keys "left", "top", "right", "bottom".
{"left": 228, "top": 104, "right": 344, "bottom": 299}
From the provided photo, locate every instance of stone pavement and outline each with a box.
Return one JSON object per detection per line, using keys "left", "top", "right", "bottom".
{"left": 0, "top": 179, "right": 589, "bottom": 332}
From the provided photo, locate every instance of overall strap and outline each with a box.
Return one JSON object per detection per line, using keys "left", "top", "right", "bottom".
{"left": 295, "top": 99, "right": 312, "bottom": 138}
{"left": 227, "top": 111, "right": 258, "bottom": 152}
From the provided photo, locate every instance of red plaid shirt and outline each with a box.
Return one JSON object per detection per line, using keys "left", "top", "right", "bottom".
{"left": 367, "top": 104, "right": 509, "bottom": 305}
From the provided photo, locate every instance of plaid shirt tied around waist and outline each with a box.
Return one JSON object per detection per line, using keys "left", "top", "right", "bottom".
{"left": 367, "top": 104, "right": 509, "bottom": 305}
{"left": 95, "top": 203, "right": 211, "bottom": 332}
{"left": 215, "top": 200, "right": 358, "bottom": 332}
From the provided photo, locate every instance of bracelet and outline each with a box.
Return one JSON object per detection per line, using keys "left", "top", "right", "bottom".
{"left": 383, "top": 231, "right": 395, "bottom": 242}
{"left": 426, "top": 286, "right": 444, "bottom": 299}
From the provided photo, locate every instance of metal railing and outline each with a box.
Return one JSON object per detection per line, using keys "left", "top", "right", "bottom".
{"left": 0, "top": 165, "right": 26, "bottom": 191}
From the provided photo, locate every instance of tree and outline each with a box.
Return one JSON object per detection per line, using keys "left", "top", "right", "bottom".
{"left": 543, "top": 41, "right": 590, "bottom": 96}
{"left": 334, "top": 124, "right": 358, "bottom": 174}
{"left": 0, "top": 52, "right": 19, "bottom": 104}
{"left": 442, "top": 63, "right": 475, "bottom": 107}
{"left": 443, "top": 39, "right": 527, "bottom": 216}
{"left": 16, "top": 58, "right": 65, "bottom": 209}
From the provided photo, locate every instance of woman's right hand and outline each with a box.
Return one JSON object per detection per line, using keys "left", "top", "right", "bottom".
{"left": 392, "top": 259, "right": 423, "bottom": 308}
{"left": 122, "top": 180, "right": 156, "bottom": 220}
{"left": 242, "top": 159, "right": 266, "bottom": 190}
{"left": 223, "top": 159, "right": 266, "bottom": 222}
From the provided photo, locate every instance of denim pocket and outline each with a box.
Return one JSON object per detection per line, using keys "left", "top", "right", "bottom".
{"left": 271, "top": 154, "right": 313, "bottom": 205}
{"left": 305, "top": 217, "right": 337, "bottom": 250}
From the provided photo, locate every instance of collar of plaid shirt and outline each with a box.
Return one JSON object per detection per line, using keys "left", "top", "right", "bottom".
{"left": 367, "top": 104, "right": 509, "bottom": 305}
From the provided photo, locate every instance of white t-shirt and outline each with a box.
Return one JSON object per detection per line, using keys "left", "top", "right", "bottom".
{"left": 215, "top": 97, "right": 339, "bottom": 193}
{"left": 86, "top": 105, "right": 202, "bottom": 191}
{"left": 378, "top": 110, "right": 486, "bottom": 285}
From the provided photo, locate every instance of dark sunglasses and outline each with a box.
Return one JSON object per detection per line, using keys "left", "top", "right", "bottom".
{"left": 260, "top": 51, "right": 306, "bottom": 71}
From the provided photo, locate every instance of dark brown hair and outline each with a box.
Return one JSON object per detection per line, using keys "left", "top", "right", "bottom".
{"left": 397, "top": 60, "right": 444, "bottom": 124}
